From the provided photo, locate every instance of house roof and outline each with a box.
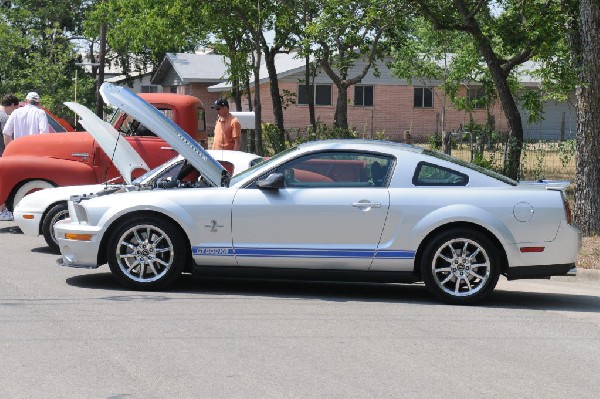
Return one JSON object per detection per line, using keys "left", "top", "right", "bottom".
{"left": 105, "top": 71, "right": 153, "bottom": 84}
{"left": 207, "top": 51, "right": 306, "bottom": 92}
{"left": 151, "top": 50, "right": 544, "bottom": 91}
{"left": 151, "top": 53, "right": 229, "bottom": 84}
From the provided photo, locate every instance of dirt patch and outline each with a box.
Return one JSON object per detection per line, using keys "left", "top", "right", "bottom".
{"left": 578, "top": 236, "right": 600, "bottom": 270}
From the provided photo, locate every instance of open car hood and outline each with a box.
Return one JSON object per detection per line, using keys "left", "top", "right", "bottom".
{"left": 64, "top": 102, "right": 149, "bottom": 185}
{"left": 99, "top": 83, "right": 228, "bottom": 187}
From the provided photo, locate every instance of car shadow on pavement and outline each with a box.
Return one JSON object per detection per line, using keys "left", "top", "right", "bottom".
{"left": 30, "top": 246, "right": 58, "bottom": 254}
{"left": 0, "top": 225, "right": 22, "bottom": 234}
{"left": 65, "top": 272, "right": 600, "bottom": 310}
{"left": 487, "top": 289, "right": 600, "bottom": 313}
{"left": 65, "top": 272, "right": 438, "bottom": 304}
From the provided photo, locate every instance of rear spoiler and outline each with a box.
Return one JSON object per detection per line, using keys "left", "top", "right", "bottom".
{"left": 519, "top": 180, "right": 570, "bottom": 191}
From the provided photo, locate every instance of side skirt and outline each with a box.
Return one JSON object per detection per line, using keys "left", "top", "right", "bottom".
{"left": 191, "top": 265, "right": 418, "bottom": 284}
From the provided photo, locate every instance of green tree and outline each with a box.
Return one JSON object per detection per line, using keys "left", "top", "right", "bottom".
{"left": 0, "top": 0, "right": 95, "bottom": 119}
{"left": 306, "top": 0, "right": 411, "bottom": 129}
{"left": 412, "top": 0, "right": 568, "bottom": 179}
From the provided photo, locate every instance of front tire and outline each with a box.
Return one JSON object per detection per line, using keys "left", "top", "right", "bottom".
{"left": 42, "top": 202, "right": 69, "bottom": 253}
{"left": 421, "top": 228, "right": 500, "bottom": 305}
{"left": 107, "top": 215, "right": 189, "bottom": 290}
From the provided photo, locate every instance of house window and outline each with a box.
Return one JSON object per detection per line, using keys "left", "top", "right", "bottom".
{"left": 141, "top": 85, "right": 158, "bottom": 93}
{"left": 354, "top": 85, "right": 373, "bottom": 106}
{"left": 298, "top": 84, "right": 332, "bottom": 106}
{"left": 467, "top": 87, "right": 486, "bottom": 109}
{"left": 169, "top": 86, "right": 178, "bottom": 94}
{"left": 414, "top": 87, "right": 433, "bottom": 108}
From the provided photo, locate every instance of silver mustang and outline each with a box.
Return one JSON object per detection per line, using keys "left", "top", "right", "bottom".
{"left": 55, "top": 85, "right": 581, "bottom": 304}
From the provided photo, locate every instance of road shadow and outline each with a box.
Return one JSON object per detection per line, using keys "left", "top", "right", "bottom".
{"left": 66, "top": 272, "right": 436, "bottom": 304}
{"left": 487, "top": 288, "right": 600, "bottom": 313}
{"left": 31, "top": 246, "right": 58, "bottom": 254}
{"left": 0, "top": 225, "right": 22, "bottom": 234}
{"left": 64, "top": 271, "right": 600, "bottom": 311}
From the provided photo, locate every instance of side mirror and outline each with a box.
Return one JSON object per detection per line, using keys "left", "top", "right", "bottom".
{"left": 256, "top": 173, "right": 285, "bottom": 189}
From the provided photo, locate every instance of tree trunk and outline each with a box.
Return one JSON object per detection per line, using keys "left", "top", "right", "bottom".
{"left": 264, "top": 49, "right": 285, "bottom": 142}
{"left": 472, "top": 37, "right": 524, "bottom": 179}
{"left": 95, "top": 22, "right": 107, "bottom": 118}
{"left": 253, "top": 49, "right": 263, "bottom": 155}
{"left": 442, "top": 130, "right": 452, "bottom": 155}
{"left": 305, "top": 54, "right": 316, "bottom": 130}
{"left": 572, "top": 0, "right": 600, "bottom": 235}
{"left": 334, "top": 84, "right": 349, "bottom": 129}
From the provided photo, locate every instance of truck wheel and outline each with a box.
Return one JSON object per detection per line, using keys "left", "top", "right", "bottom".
{"left": 42, "top": 202, "right": 69, "bottom": 253}
{"left": 13, "top": 180, "right": 54, "bottom": 207}
{"left": 107, "top": 215, "right": 188, "bottom": 290}
{"left": 421, "top": 227, "right": 500, "bottom": 305}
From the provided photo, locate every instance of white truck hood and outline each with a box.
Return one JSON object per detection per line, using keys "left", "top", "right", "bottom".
{"left": 99, "top": 83, "right": 229, "bottom": 187}
{"left": 64, "top": 102, "right": 149, "bottom": 185}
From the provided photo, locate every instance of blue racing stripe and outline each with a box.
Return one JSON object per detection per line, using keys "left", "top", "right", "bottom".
{"left": 192, "top": 246, "right": 415, "bottom": 260}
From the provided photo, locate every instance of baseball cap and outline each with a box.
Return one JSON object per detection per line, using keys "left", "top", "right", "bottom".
{"left": 211, "top": 98, "right": 229, "bottom": 109}
{"left": 25, "top": 92, "right": 40, "bottom": 102}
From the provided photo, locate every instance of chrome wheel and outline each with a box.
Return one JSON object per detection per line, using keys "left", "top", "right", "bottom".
{"left": 114, "top": 224, "right": 175, "bottom": 283}
{"left": 431, "top": 238, "right": 491, "bottom": 297}
{"left": 421, "top": 228, "right": 500, "bottom": 304}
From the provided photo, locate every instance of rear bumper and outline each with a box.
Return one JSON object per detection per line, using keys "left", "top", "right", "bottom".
{"left": 505, "top": 263, "right": 576, "bottom": 280}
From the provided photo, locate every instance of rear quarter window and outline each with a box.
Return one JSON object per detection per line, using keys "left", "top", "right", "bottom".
{"left": 412, "top": 161, "right": 469, "bottom": 186}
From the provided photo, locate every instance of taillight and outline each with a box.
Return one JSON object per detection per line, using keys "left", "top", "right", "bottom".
{"left": 561, "top": 191, "right": 572, "bottom": 225}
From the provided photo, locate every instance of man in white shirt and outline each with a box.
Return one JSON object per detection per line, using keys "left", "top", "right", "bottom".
{"left": 2, "top": 91, "right": 50, "bottom": 148}
{"left": 0, "top": 91, "right": 50, "bottom": 221}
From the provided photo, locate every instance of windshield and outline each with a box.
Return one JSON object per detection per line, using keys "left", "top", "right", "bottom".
{"left": 229, "top": 146, "right": 296, "bottom": 186}
{"left": 423, "top": 149, "right": 518, "bottom": 186}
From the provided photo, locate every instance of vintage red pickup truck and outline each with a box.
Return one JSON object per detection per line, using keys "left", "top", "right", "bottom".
{"left": 0, "top": 92, "right": 208, "bottom": 210}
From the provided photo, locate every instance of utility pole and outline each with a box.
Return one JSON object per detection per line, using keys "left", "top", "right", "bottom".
{"left": 96, "top": 21, "right": 107, "bottom": 118}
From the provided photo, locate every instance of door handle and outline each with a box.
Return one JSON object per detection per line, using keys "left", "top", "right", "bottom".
{"left": 352, "top": 201, "right": 381, "bottom": 209}
{"left": 71, "top": 152, "right": 89, "bottom": 158}
{"left": 160, "top": 146, "right": 174, "bottom": 150}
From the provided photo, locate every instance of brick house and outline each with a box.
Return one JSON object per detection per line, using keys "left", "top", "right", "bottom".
{"left": 151, "top": 51, "right": 576, "bottom": 142}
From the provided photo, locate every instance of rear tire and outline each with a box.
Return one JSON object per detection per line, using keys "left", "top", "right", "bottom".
{"left": 421, "top": 228, "right": 500, "bottom": 305}
{"left": 42, "top": 202, "right": 69, "bottom": 253}
{"left": 107, "top": 215, "right": 189, "bottom": 290}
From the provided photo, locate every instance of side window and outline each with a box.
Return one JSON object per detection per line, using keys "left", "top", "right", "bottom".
{"left": 412, "top": 162, "right": 469, "bottom": 186}
{"left": 277, "top": 151, "right": 393, "bottom": 188}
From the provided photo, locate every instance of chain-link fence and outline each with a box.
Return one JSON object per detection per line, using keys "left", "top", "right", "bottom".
{"left": 361, "top": 129, "right": 577, "bottom": 181}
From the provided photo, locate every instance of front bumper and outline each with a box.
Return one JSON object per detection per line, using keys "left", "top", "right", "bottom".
{"left": 13, "top": 210, "right": 42, "bottom": 236}
{"left": 54, "top": 220, "right": 103, "bottom": 269}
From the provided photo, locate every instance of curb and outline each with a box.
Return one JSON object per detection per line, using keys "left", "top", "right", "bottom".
{"left": 553, "top": 268, "right": 600, "bottom": 282}
{"left": 575, "top": 268, "right": 600, "bottom": 281}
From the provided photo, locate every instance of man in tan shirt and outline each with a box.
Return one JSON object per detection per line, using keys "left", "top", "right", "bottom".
{"left": 211, "top": 98, "right": 241, "bottom": 150}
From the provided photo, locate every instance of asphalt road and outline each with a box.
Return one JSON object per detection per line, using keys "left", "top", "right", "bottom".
{"left": 1, "top": 220, "right": 599, "bottom": 399}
